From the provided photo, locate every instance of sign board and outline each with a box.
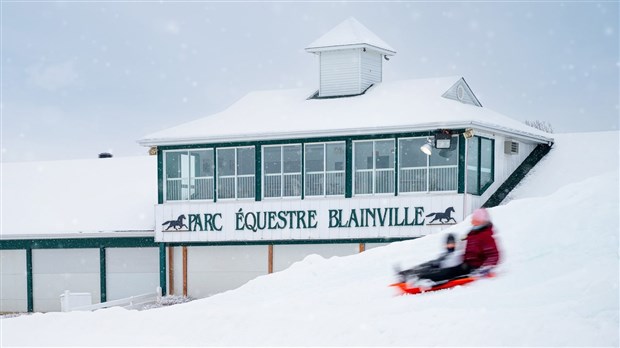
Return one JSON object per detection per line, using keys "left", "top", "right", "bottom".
{"left": 155, "top": 195, "right": 463, "bottom": 243}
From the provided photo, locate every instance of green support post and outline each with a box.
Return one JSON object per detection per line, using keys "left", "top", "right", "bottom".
{"left": 26, "top": 248, "right": 33, "bottom": 312}
{"left": 99, "top": 247, "right": 107, "bottom": 303}
{"left": 345, "top": 140, "right": 353, "bottom": 198}
{"left": 159, "top": 244, "right": 167, "bottom": 296}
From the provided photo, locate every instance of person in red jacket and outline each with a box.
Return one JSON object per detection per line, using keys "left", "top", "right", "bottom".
{"left": 404, "top": 208, "right": 500, "bottom": 285}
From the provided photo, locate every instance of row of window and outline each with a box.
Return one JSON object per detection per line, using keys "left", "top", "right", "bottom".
{"left": 163, "top": 136, "right": 491, "bottom": 202}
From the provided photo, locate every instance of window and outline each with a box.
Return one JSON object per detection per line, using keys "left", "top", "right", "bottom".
{"left": 263, "top": 145, "right": 302, "bottom": 198}
{"left": 217, "top": 146, "right": 255, "bottom": 199}
{"left": 164, "top": 149, "right": 214, "bottom": 201}
{"left": 354, "top": 139, "right": 394, "bottom": 194}
{"left": 398, "top": 137, "right": 458, "bottom": 193}
{"left": 467, "top": 136, "right": 494, "bottom": 195}
{"left": 305, "top": 142, "right": 345, "bottom": 196}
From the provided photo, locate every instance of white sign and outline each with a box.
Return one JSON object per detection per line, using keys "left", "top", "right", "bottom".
{"left": 155, "top": 195, "right": 463, "bottom": 243}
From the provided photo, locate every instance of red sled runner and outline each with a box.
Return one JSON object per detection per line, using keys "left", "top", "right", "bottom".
{"left": 391, "top": 273, "right": 495, "bottom": 295}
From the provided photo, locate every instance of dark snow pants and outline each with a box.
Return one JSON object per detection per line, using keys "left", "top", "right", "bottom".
{"left": 417, "top": 263, "right": 471, "bottom": 282}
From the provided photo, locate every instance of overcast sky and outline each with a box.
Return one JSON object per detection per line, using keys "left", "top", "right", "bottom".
{"left": 1, "top": 1, "right": 618, "bottom": 162}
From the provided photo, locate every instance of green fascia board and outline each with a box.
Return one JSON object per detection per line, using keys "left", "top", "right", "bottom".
{"left": 163, "top": 237, "right": 418, "bottom": 247}
{"left": 155, "top": 131, "right": 445, "bottom": 151}
{"left": 0, "top": 237, "right": 158, "bottom": 250}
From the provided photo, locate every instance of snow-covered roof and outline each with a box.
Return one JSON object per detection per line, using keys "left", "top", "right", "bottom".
{"left": 140, "top": 76, "right": 553, "bottom": 146}
{"left": 1, "top": 156, "right": 157, "bottom": 239}
{"left": 305, "top": 17, "right": 396, "bottom": 55}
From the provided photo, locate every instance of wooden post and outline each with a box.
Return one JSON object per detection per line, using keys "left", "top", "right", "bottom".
{"left": 168, "top": 247, "right": 175, "bottom": 295}
{"left": 268, "top": 245, "right": 274, "bottom": 274}
{"left": 182, "top": 246, "right": 188, "bottom": 297}
{"left": 359, "top": 243, "right": 366, "bottom": 253}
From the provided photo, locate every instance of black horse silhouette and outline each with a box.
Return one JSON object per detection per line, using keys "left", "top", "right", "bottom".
{"left": 162, "top": 215, "right": 188, "bottom": 231}
{"left": 426, "top": 207, "right": 457, "bottom": 224}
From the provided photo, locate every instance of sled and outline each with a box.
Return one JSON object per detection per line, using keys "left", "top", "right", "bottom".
{"left": 390, "top": 273, "right": 494, "bottom": 295}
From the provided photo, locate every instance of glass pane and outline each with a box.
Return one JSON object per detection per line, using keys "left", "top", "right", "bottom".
{"left": 467, "top": 137, "right": 479, "bottom": 194}
{"left": 430, "top": 136, "right": 458, "bottom": 166}
{"left": 399, "top": 138, "right": 427, "bottom": 168}
{"left": 217, "top": 148, "right": 235, "bottom": 176}
{"left": 191, "top": 150, "right": 214, "bottom": 178}
{"left": 305, "top": 144, "right": 324, "bottom": 172}
{"left": 354, "top": 141, "right": 373, "bottom": 170}
{"left": 480, "top": 138, "right": 494, "bottom": 190}
{"left": 326, "top": 143, "right": 345, "bottom": 171}
{"left": 165, "top": 152, "right": 186, "bottom": 179}
{"left": 264, "top": 147, "right": 281, "bottom": 174}
{"left": 375, "top": 140, "right": 395, "bottom": 169}
{"left": 283, "top": 145, "right": 301, "bottom": 173}
{"left": 237, "top": 147, "right": 255, "bottom": 175}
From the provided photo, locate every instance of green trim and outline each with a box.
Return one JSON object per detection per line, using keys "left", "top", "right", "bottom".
{"left": 483, "top": 143, "right": 552, "bottom": 208}
{"left": 159, "top": 244, "right": 167, "bottom": 296}
{"left": 26, "top": 248, "right": 33, "bottom": 312}
{"left": 394, "top": 137, "right": 399, "bottom": 196}
{"left": 345, "top": 139, "right": 353, "bottom": 198}
{"left": 300, "top": 142, "right": 305, "bottom": 200}
{"left": 458, "top": 134, "right": 466, "bottom": 194}
{"left": 99, "top": 247, "right": 107, "bottom": 303}
{"left": 157, "top": 131, "right": 436, "bottom": 152}
{"left": 157, "top": 130, "right": 466, "bottom": 202}
{"left": 0, "top": 237, "right": 158, "bottom": 250}
{"left": 477, "top": 137, "right": 482, "bottom": 194}
{"left": 157, "top": 151, "right": 164, "bottom": 204}
{"left": 163, "top": 236, "right": 418, "bottom": 247}
{"left": 214, "top": 149, "right": 218, "bottom": 203}
{"left": 479, "top": 138, "right": 496, "bottom": 195}
{"left": 255, "top": 146, "right": 262, "bottom": 201}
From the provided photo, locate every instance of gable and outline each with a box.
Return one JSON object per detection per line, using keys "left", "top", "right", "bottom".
{"left": 442, "top": 78, "right": 482, "bottom": 107}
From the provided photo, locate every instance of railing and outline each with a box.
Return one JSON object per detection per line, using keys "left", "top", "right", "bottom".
{"left": 399, "top": 167, "right": 427, "bottom": 192}
{"left": 400, "top": 165, "right": 457, "bottom": 192}
{"left": 355, "top": 170, "right": 373, "bottom": 194}
{"left": 375, "top": 169, "right": 394, "bottom": 193}
{"left": 166, "top": 179, "right": 184, "bottom": 201}
{"left": 429, "top": 166, "right": 458, "bottom": 191}
{"left": 61, "top": 287, "right": 162, "bottom": 312}
{"left": 237, "top": 175, "right": 255, "bottom": 199}
{"left": 191, "top": 177, "right": 213, "bottom": 200}
{"left": 264, "top": 174, "right": 301, "bottom": 197}
{"left": 305, "top": 172, "right": 345, "bottom": 196}
{"left": 355, "top": 169, "right": 394, "bottom": 194}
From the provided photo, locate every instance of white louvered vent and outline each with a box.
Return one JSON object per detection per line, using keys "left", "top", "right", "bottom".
{"left": 504, "top": 141, "right": 519, "bottom": 155}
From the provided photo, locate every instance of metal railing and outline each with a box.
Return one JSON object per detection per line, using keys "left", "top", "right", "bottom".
{"left": 61, "top": 287, "right": 162, "bottom": 312}
{"left": 399, "top": 165, "right": 458, "bottom": 192}
{"left": 264, "top": 174, "right": 302, "bottom": 197}
{"left": 305, "top": 172, "right": 345, "bottom": 196}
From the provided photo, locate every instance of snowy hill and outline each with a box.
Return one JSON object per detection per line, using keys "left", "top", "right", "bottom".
{"left": 2, "top": 131, "right": 618, "bottom": 347}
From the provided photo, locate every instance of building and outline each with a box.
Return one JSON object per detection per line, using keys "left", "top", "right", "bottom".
{"left": 0, "top": 18, "right": 553, "bottom": 312}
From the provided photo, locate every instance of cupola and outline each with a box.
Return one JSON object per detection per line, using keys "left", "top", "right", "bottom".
{"left": 305, "top": 18, "right": 396, "bottom": 98}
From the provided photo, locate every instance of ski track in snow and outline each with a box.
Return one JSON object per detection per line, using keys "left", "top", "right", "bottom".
{"left": 1, "top": 132, "right": 618, "bottom": 347}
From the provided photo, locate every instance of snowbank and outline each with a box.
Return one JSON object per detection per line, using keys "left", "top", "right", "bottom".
{"left": 2, "top": 132, "right": 618, "bottom": 346}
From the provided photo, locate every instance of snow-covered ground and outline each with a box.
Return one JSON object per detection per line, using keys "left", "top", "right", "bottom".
{"left": 2, "top": 131, "right": 618, "bottom": 347}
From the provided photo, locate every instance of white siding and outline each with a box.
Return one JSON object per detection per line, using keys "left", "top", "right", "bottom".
{"left": 319, "top": 49, "right": 361, "bottom": 97}
{"left": 0, "top": 250, "right": 27, "bottom": 313}
{"left": 360, "top": 50, "right": 382, "bottom": 91}
{"left": 106, "top": 247, "right": 159, "bottom": 301}
{"left": 273, "top": 244, "right": 359, "bottom": 272}
{"left": 442, "top": 79, "right": 481, "bottom": 107}
{"left": 186, "top": 246, "right": 268, "bottom": 298}
{"left": 32, "top": 249, "right": 100, "bottom": 312}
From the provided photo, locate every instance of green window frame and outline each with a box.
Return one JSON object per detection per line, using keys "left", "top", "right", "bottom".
{"left": 466, "top": 136, "right": 494, "bottom": 195}
{"left": 353, "top": 139, "right": 395, "bottom": 195}
{"left": 163, "top": 149, "right": 214, "bottom": 202}
{"left": 304, "top": 142, "right": 346, "bottom": 197}
{"left": 262, "top": 144, "right": 302, "bottom": 199}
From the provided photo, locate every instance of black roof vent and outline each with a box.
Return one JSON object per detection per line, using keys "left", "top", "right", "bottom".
{"left": 98, "top": 152, "right": 113, "bottom": 159}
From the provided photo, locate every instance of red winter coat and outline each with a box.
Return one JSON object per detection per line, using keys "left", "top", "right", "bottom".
{"left": 463, "top": 223, "right": 500, "bottom": 269}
